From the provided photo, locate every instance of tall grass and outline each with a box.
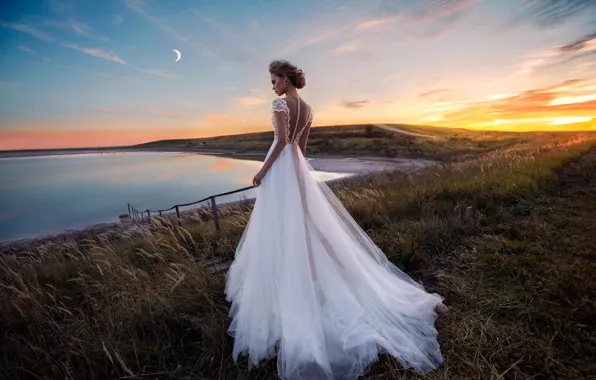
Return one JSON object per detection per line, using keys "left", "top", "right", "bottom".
{"left": 1, "top": 135, "right": 595, "bottom": 379}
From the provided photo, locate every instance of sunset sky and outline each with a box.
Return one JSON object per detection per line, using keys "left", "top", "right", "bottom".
{"left": 1, "top": 0, "right": 596, "bottom": 150}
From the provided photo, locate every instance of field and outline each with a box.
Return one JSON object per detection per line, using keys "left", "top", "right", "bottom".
{"left": 1, "top": 126, "right": 596, "bottom": 379}
{"left": 135, "top": 123, "right": 596, "bottom": 161}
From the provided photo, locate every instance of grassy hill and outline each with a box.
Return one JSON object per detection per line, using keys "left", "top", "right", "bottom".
{"left": 136, "top": 123, "right": 596, "bottom": 161}
{"left": 2, "top": 132, "right": 596, "bottom": 379}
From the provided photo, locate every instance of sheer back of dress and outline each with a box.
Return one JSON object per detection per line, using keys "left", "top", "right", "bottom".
{"left": 272, "top": 97, "right": 313, "bottom": 144}
{"left": 285, "top": 97, "right": 312, "bottom": 144}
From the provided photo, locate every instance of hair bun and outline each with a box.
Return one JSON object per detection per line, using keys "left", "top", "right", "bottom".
{"left": 293, "top": 69, "right": 306, "bottom": 89}
{"left": 269, "top": 60, "right": 307, "bottom": 89}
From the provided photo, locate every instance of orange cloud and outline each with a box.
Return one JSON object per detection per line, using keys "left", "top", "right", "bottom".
{"left": 426, "top": 78, "right": 596, "bottom": 131}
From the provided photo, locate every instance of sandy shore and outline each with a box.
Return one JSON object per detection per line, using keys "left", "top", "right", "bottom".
{"left": 0, "top": 148, "right": 439, "bottom": 252}
{"left": 306, "top": 156, "right": 437, "bottom": 174}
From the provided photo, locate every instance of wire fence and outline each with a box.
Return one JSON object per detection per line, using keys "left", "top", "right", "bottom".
{"left": 127, "top": 185, "right": 256, "bottom": 232}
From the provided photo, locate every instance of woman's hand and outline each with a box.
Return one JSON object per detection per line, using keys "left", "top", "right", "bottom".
{"left": 252, "top": 169, "right": 266, "bottom": 187}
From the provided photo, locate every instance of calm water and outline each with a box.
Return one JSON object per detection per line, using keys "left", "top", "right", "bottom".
{"left": 0, "top": 151, "right": 347, "bottom": 242}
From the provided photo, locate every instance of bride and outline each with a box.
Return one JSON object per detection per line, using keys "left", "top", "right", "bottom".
{"left": 225, "top": 60, "right": 445, "bottom": 379}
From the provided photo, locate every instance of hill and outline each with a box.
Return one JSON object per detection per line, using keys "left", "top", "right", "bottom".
{"left": 135, "top": 123, "right": 596, "bottom": 161}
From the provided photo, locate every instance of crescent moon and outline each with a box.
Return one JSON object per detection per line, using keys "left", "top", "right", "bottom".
{"left": 173, "top": 49, "right": 181, "bottom": 62}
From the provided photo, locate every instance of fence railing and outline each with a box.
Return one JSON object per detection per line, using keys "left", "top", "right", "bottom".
{"left": 127, "top": 185, "right": 256, "bottom": 232}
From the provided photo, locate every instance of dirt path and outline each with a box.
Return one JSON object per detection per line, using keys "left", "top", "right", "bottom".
{"left": 373, "top": 124, "right": 440, "bottom": 139}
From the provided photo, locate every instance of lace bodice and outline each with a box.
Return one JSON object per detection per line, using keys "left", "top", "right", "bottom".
{"left": 271, "top": 97, "right": 313, "bottom": 144}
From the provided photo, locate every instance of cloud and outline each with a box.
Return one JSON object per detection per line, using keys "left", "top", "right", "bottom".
{"left": 515, "top": 31, "right": 596, "bottom": 74}
{"left": 190, "top": 10, "right": 260, "bottom": 64}
{"left": 380, "top": 0, "right": 479, "bottom": 22}
{"left": 237, "top": 97, "right": 268, "bottom": 107}
{"left": 3, "top": 19, "right": 175, "bottom": 79}
{"left": 357, "top": 0, "right": 477, "bottom": 41}
{"left": 123, "top": 0, "right": 216, "bottom": 60}
{"left": 42, "top": 19, "right": 110, "bottom": 42}
{"left": 419, "top": 88, "right": 451, "bottom": 98}
{"left": 91, "top": 106, "right": 115, "bottom": 113}
{"left": 150, "top": 108, "right": 182, "bottom": 118}
{"left": 67, "top": 19, "right": 109, "bottom": 42}
{"left": 331, "top": 41, "right": 361, "bottom": 55}
{"left": 61, "top": 42, "right": 126, "bottom": 64}
{"left": 331, "top": 36, "right": 380, "bottom": 55}
{"left": 17, "top": 46, "right": 35, "bottom": 55}
{"left": 124, "top": 1, "right": 260, "bottom": 64}
{"left": 559, "top": 31, "right": 596, "bottom": 54}
{"left": 357, "top": 17, "right": 397, "bottom": 31}
{"left": 282, "top": 28, "right": 342, "bottom": 55}
{"left": 514, "top": 0, "right": 596, "bottom": 28}
{"left": 114, "top": 14, "right": 124, "bottom": 25}
{"left": 342, "top": 100, "right": 369, "bottom": 109}
{"left": 59, "top": 43, "right": 175, "bottom": 79}
{"left": 427, "top": 78, "right": 596, "bottom": 129}
{"left": 136, "top": 68, "right": 179, "bottom": 79}
{"left": 0, "top": 22, "right": 55, "bottom": 42}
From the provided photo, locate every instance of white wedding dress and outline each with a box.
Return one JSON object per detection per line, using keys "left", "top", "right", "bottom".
{"left": 225, "top": 97, "right": 445, "bottom": 379}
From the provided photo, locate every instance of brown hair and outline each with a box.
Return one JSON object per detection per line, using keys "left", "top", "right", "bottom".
{"left": 269, "top": 60, "right": 306, "bottom": 89}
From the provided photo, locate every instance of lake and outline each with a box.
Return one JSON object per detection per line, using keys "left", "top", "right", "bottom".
{"left": 0, "top": 151, "right": 348, "bottom": 242}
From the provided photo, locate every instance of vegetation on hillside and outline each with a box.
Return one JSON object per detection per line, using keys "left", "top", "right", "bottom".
{"left": 136, "top": 123, "right": 596, "bottom": 161}
{"left": 1, "top": 133, "right": 595, "bottom": 379}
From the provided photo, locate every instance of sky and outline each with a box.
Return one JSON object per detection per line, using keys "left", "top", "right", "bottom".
{"left": 1, "top": 0, "right": 596, "bottom": 150}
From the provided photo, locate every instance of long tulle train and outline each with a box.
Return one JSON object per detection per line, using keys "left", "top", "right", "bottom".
{"left": 225, "top": 141, "right": 444, "bottom": 379}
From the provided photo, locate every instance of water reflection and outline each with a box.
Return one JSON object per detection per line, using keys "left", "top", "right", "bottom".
{"left": 0, "top": 152, "right": 349, "bottom": 242}
{"left": 209, "top": 162, "right": 235, "bottom": 171}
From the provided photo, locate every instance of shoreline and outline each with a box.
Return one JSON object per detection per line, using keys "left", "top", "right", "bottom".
{"left": 0, "top": 147, "right": 439, "bottom": 252}
{"left": 0, "top": 145, "right": 439, "bottom": 174}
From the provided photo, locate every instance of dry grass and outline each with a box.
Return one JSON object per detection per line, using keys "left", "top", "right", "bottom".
{"left": 1, "top": 134, "right": 596, "bottom": 379}
{"left": 136, "top": 123, "right": 596, "bottom": 162}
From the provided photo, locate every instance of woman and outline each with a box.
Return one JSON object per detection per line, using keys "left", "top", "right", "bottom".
{"left": 225, "top": 60, "right": 445, "bottom": 380}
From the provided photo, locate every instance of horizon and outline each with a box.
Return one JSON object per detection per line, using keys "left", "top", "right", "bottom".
{"left": 1, "top": 0, "right": 596, "bottom": 150}
{"left": 2, "top": 122, "right": 596, "bottom": 153}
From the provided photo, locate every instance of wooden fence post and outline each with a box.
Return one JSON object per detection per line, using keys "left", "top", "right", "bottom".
{"left": 159, "top": 210, "right": 162, "bottom": 217}
{"left": 175, "top": 205, "right": 181, "bottom": 226}
{"left": 128, "top": 204, "right": 131, "bottom": 217}
{"left": 210, "top": 197, "right": 220, "bottom": 233}
{"left": 147, "top": 210, "right": 150, "bottom": 219}
{"left": 141, "top": 213, "right": 144, "bottom": 223}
